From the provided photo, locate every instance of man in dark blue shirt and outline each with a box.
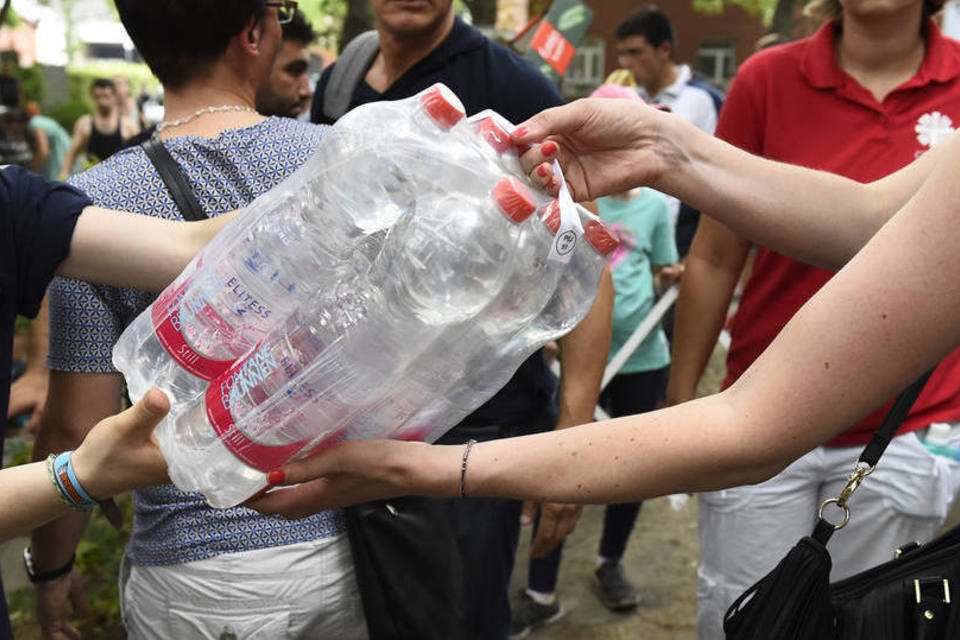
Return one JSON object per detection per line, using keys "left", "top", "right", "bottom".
{"left": 312, "top": 3, "right": 613, "bottom": 638}
{"left": 2, "top": 165, "right": 235, "bottom": 638}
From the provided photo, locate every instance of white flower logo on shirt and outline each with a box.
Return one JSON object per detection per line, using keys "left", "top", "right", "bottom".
{"left": 916, "top": 111, "right": 954, "bottom": 148}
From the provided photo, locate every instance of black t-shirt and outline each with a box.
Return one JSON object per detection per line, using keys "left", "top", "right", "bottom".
{"left": 312, "top": 18, "right": 566, "bottom": 429}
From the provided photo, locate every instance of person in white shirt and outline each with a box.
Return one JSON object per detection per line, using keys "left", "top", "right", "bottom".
{"left": 615, "top": 8, "right": 723, "bottom": 255}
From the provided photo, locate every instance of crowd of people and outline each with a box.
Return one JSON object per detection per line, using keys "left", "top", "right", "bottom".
{"left": 4, "top": 0, "right": 960, "bottom": 639}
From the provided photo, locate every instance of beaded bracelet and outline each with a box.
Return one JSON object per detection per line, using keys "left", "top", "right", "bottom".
{"left": 46, "top": 452, "right": 97, "bottom": 512}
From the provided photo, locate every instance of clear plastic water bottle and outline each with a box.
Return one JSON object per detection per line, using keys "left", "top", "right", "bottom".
{"left": 113, "top": 85, "right": 468, "bottom": 407}
{"left": 160, "top": 177, "right": 540, "bottom": 507}
{"left": 390, "top": 205, "right": 618, "bottom": 443}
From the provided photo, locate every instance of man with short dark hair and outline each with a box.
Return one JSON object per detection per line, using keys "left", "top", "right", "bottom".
{"left": 615, "top": 8, "right": 723, "bottom": 256}
{"left": 32, "top": 2, "right": 366, "bottom": 638}
{"left": 59, "top": 79, "right": 138, "bottom": 180}
{"left": 311, "top": 3, "right": 613, "bottom": 639}
{"left": 257, "top": 9, "right": 316, "bottom": 118}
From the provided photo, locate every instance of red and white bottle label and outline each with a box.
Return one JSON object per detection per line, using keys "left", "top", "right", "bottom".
{"left": 204, "top": 352, "right": 311, "bottom": 472}
{"left": 151, "top": 280, "right": 234, "bottom": 381}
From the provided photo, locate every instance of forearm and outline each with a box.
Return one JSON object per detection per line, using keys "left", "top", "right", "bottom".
{"left": 653, "top": 117, "right": 933, "bottom": 269}
{"left": 61, "top": 207, "right": 239, "bottom": 290}
{"left": 665, "top": 230, "right": 746, "bottom": 403}
{"left": 457, "top": 146, "right": 960, "bottom": 505}
{"left": 59, "top": 147, "right": 79, "bottom": 180}
{"left": 30, "top": 411, "right": 92, "bottom": 569}
{"left": 0, "top": 463, "right": 71, "bottom": 543}
{"left": 555, "top": 267, "right": 613, "bottom": 427}
{"left": 30, "top": 372, "right": 121, "bottom": 568}
{"left": 25, "top": 299, "right": 49, "bottom": 372}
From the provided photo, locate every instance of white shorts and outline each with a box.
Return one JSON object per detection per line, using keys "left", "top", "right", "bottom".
{"left": 121, "top": 535, "right": 368, "bottom": 640}
{"left": 696, "top": 424, "right": 960, "bottom": 640}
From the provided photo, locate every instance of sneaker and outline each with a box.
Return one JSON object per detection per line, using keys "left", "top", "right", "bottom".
{"left": 509, "top": 591, "right": 564, "bottom": 639}
{"left": 594, "top": 560, "right": 639, "bottom": 611}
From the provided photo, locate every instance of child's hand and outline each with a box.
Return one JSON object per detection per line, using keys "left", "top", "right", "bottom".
{"left": 657, "top": 263, "right": 684, "bottom": 290}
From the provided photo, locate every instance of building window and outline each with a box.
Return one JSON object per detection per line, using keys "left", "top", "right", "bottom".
{"left": 697, "top": 44, "right": 736, "bottom": 85}
{"left": 563, "top": 36, "right": 605, "bottom": 99}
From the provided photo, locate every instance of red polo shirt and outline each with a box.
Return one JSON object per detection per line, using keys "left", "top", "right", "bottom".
{"left": 718, "top": 19, "right": 960, "bottom": 446}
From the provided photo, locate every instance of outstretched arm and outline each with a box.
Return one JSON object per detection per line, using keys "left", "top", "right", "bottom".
{"left": 59, "top": 116, "right": 90, "bottom": 181}
{"left": 511, "top": 99, "right": 944, "bottom": 270}
{"left": 251, "top": 109, "right": 960, "bottom": 518}
{"left": 0, "top": 390, "right": 168, "bottom": 543}
{"left": 57, "top": 207, "right": 238, "bottom": 291}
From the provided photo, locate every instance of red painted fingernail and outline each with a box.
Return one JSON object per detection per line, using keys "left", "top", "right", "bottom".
{"left": 267, "top": 469, "right": 286, "bottom": 485}
{"left": 541, "top": 141, "right": 558, "bottom": 156}
{"left": 512, "top": 126, "right": 528, "bottom": 138}
{"left": 536, "top": 165, "right": 548, "bottom": 177}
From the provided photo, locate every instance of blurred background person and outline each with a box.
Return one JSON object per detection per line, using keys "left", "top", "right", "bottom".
{"left": 24, "top": 102, "right": 72, "bottom": 181}
{"left": 112, "top": 75, "right": 141, "bottom": 134}
{"left": 0, "top": 55, "right": 21, "bottom": 109}
{"left": 59, "top": 78, "right": 138, "bottom": 180}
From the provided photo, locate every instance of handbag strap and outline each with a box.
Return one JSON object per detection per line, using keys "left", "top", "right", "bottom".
{"left": 142, "top": 137, "right": 208, "bottom": 221}
{"left": 859, "top": 369, "right": 935, "bottom": 467}
{"left": 814, "top": 368, "right": 935, "bottom": 544}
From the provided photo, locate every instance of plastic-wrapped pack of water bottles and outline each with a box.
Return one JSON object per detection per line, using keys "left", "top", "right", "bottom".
{"left": 113, "top": 83, "right": 617, "bottom": 508}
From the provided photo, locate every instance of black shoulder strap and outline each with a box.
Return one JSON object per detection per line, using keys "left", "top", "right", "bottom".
{"left": 859, "top": 369, "right": 935, "bottom": 467}
{"left": 812, "top": 368, "right": 935, "bottom": 545}
{"left": 322, "top": 30, "right": 380, "bottom": 121}
{"left": 142, "top": 137, "right": 207, "bottom": 221}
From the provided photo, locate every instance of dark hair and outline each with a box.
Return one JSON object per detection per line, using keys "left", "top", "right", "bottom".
{"left": 282, "top": 9, "right": 315, "bottom": 44}
{"left": 616, "top": 8, "right": 675, "bottom": 54}
{"left": 90, "top": 78, "right": 116, "bottom": 93}
{"left": 114, "top": 0, "right": 267, "bottom": 88}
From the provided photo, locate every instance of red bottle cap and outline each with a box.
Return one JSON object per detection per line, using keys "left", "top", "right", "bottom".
{"left": 419, "top": 84, "right": 465, "bottom": 129}
{"left": 584, "top": 220, "right": 619, "bottom": 256}
{"left": 540, "top": 200, "right": 561, "bottom": 236}
{"left": 474, "top": 117, "right": 514, "bottom": 154}
{"left": 493, "top": 177, "right": 537, "bottom": 224}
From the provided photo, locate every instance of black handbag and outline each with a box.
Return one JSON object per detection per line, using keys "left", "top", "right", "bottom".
{"left": 345, "top": 498, "right": 463, "bottom": 640}
{"left": 724, "top": 370, "right": 960, "bottom": 640}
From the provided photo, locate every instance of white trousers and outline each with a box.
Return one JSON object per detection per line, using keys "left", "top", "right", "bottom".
{"left": 121, "top": 535, "right": 368, "bottom": 640}
{"left": 696, "top": 424, "right": 960, "bottom": 640}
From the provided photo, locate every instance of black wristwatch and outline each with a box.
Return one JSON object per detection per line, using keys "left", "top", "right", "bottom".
{"left": 22, "top": 547, "right": 74, "bottom": 583}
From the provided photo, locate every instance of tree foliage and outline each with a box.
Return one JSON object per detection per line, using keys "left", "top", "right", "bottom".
{"left": 692, "top": 0, "right": 777, "bottom": 22}
{"left": 298, "top": 0, "right": 348, "bottom": 49}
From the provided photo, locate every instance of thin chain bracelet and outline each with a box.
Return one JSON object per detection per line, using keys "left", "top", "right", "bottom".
{"left": 459, "top": 439, "right": 477, "bottom": 499}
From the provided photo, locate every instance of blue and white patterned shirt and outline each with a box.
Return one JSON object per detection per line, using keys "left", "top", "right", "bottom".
{"left": 48, "top": 118, "right": 345, "bottom": 566}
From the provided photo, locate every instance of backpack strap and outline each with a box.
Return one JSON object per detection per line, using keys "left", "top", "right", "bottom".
{"left": 322, "top": 30, "right": 381, "bottom": 121}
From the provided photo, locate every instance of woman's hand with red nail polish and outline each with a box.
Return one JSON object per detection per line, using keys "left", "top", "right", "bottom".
{"left": 510, "top": 98, "right": 684, "bottom": 202}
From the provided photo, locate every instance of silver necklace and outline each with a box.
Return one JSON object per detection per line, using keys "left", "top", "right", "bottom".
{"left": 156, "top": 104, "right": 258, "bottom": 133}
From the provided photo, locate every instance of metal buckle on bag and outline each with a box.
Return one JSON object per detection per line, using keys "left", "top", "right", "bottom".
{"left": 818, "top": 462, "right": 875, "bottom": 531}
{"left": 915, "top": 578, "right": 951, "bottom": 605}
{"left": 894, "top": 541, "right": 922, "bottom": 559}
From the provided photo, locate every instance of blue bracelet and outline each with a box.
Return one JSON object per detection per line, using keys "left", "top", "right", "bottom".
{"left": 51, "top": 451, "right": 97, "bottom": 511}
